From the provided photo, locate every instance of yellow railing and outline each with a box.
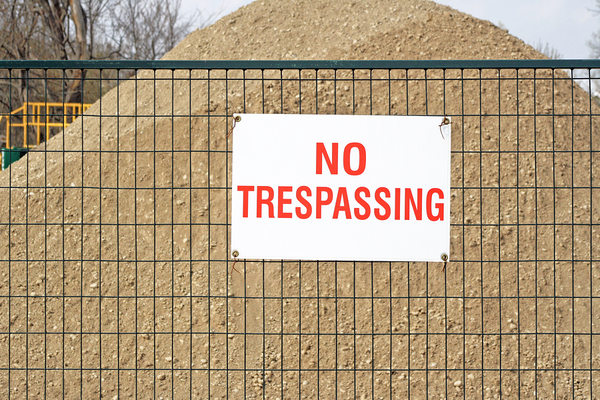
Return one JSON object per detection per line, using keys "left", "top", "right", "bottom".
{"left": 0, "top": 102, "right": 92, "bottom": 148}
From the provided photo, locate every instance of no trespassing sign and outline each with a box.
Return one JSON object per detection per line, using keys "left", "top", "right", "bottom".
{"left": 231, "top": 114, "right": 451, "bottom": 262}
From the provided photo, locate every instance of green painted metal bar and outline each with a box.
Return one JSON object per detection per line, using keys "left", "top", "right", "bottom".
{"left": 1, "top": 59, "right": 600, "bottom": 70}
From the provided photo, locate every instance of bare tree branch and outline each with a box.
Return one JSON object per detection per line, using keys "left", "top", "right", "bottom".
{"left": 0, "top": 0, "right": 222, "bottom": 139}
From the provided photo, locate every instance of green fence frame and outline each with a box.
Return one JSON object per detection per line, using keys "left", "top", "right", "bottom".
{"left": 1, "top": 59, "right": 599, "bottom": 399}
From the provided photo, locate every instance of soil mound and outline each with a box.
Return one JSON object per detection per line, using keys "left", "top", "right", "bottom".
{"left": 0, "top": 0, "right": 595, "bottom": 398}
{"left": 169, "top": 0, "right": 540, "bottom": 61}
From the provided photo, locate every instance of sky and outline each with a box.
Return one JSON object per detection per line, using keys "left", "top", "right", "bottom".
{"left": 182, "top": 0, "right": 600, "bottom": 59}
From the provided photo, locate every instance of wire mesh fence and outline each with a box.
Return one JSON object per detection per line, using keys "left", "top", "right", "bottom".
{"left": 0, "top": 59, "right": 599, "bottom": 399}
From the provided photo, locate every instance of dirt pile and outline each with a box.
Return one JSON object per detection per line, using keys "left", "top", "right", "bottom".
{"left": 1, "top": 0, "right": 597, "bottom": 398}
{"left": 168, "top": 0, "right": 539, "bottom": 61}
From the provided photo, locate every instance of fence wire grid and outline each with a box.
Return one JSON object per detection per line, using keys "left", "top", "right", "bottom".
{"left": 0, "top": 59, "right": 599, "bottom": 399}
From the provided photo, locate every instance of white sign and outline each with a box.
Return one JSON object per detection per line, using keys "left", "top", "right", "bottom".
{"left": 231, "top": 114, "right": 451, "bottom": 262}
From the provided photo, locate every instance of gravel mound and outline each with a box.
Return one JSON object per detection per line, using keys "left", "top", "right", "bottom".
{"left": 1, "top": 0, "right": 596, "bottom": 398}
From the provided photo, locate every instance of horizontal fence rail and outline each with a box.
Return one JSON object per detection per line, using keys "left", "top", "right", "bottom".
{"left": 0, "top": 59, "right": 599, "bottom": 399}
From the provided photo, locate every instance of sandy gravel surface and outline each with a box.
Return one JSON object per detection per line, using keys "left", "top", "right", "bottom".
{"left": 1, "top": 0, "right": 599, "bottom": 398}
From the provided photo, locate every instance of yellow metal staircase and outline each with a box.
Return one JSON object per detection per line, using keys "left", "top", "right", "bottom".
{"left": 0, "top": 102, "right": 91, "bottom": 148}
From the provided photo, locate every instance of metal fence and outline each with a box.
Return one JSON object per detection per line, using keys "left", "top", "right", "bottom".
{"left": 0, "top": 59, "right": 599, "bottom": 399}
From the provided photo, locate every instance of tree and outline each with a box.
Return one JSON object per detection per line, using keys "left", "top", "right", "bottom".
{"left": 587, "top": 1, "right": 600, "bottom": 101}
{"left": 109, "top": 0, "right": 197, "bottom": 60}
{"left": 589, "top": 0, "right": 600, "bottom": 58}
{"left": 0, "top": 0, "right": 92, "bottom": 103}
{"left": 533, "top": 40, "right": 563, "bottom": 60}
{"left": 0, "top": 0, "right": 217, "bottom": 147}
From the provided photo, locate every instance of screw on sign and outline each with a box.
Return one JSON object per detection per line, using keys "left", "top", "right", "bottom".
{"left": 227, "top": 115, "right": 242, "bottom": 139}
{"left": 439, "top": 115, "right": 451, "bottom": 138}
{"left": 231, "top": 250, "right": 240, "bottom": 274}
